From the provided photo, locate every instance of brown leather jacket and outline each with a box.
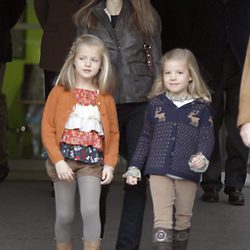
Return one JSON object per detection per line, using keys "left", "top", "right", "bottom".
{"left": 80, "top": 0, "right": 162, "bottom": 104}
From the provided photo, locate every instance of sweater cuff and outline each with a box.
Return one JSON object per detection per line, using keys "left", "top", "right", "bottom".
{"left": 122, "top": 166, "right": 141, "bottom": 179}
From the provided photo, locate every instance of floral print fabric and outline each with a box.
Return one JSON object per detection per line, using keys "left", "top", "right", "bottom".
{"left": 60, "top": 143, "right": 103, "bottom": 164}
{"left": 61, "top": 88, "right": 104, "bottom": 164}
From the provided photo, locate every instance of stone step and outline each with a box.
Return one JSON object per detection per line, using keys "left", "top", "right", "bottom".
{"left": 7, "top": 159, "right": 48, "bottom": 181}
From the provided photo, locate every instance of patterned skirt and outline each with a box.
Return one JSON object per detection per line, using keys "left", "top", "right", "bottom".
{"left": 60, "top": 142, "right": 103, "bottom": 165}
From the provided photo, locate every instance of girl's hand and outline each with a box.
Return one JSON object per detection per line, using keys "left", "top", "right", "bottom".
{"left": 240, "top": 123, "right": 250, "bottom": 147}
{"left": 188, "top": 152, "right": 209, "bottom": 173}
{"left": 122, "top": 166, "right": 141, "bottom": 185}
{"left": 126, "top": 176, "right": 139, "bottom": 185}
{"left": 101, "top": 165, "right": 114, "bottom": 185}
{"left": 55, "top": 160, "right": 74, "bottom": 181}
{"left": 190, "top": 154, "right": 205, "bottom": 169}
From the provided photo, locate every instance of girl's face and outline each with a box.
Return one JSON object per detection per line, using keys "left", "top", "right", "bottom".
{"left": 74, "top": 44, "right": 102, "bottom": 84}
{"left": 163, "top": 58, "right": 192, "bottom": 97}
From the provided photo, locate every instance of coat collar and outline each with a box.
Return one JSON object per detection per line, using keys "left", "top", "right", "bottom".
{"left": 157, "top": 93, "right": 210, "bottom": 108}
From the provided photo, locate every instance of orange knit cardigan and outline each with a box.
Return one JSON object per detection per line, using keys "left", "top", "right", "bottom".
{"left": 41, "top": 86, "right": 119, "bottom": 167}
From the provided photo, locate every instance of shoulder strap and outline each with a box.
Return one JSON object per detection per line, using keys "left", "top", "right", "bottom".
{"left": 144, "top": 35, "right": 153, "bottom": 75}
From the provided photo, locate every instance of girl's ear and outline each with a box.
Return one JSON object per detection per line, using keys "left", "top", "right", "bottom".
{"left": 189, "top": 77, "right": 192, "bottom": 83}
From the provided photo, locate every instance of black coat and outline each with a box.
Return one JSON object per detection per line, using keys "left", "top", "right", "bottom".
{"left": 152, "top": 0, "right": 250, "bottom": 88}
{"left": 34, "top": 0, "right": 82, "bottom": 72}
{"left": 0, "top": 0, "right": 26, "bottom": 62}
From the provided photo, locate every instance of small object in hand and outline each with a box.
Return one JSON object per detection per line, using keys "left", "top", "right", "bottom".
{"left": 122, "top": 166, "right": 141, "bottom": 179}
{"left": 188, "top": 152, "right": 209, "bottom": 173}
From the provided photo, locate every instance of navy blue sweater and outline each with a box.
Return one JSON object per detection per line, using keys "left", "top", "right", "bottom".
{"left": 130, "top": 94, "right": 215, "bottom": 183}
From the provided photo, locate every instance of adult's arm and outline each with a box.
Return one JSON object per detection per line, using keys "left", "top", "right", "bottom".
{"left": 9, "top": 0, "right": 26, "bottom": 28}
{"left": 34, "top": 0, "right": 49, "bottom": 29}
{"left": 238, "top": 38, "right": 250, "bottom": 147}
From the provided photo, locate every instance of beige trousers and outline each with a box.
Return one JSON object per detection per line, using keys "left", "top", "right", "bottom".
{"left": 149, "top": 175, "right": 198, "bottom": 230}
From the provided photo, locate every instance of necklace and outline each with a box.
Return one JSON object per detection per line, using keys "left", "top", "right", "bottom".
{"left": 165, "top": 91, "right": 193, "bottom": 102}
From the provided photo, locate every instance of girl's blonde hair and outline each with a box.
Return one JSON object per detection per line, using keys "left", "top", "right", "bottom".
{"left": 74, "top": 0, "right": 158, "bottom": 35}
{"left": 56, "top": 34, "right": 115, "bottom": 94}
{"left": 148, "top": 48, "right": 211, "bottom": 102}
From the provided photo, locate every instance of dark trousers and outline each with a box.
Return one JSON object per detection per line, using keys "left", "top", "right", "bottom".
{"left": 201, "top": 45, "right": 248, "bottom": 193}
{"left": 100, "top": 102, "right": 148, "bottom": 249}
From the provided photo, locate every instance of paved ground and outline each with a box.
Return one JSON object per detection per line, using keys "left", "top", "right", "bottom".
{"left": 1, "top": 181, "right": 250, "bottom": 250}
{"left": 0, "top": 160, "right": 250, "bottom": 250}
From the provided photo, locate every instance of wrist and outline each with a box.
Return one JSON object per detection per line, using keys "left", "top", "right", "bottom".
{"left": 104, "top": 165, "right": 114, "bottom": 172}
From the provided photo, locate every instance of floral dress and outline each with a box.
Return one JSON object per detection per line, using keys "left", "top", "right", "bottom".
{"left": 60, "top": 88, "right": 104, "bottom": 164}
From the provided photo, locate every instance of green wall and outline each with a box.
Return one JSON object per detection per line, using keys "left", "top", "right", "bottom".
{"left": 3, "top": 0, "right": 43, "bottom": 158}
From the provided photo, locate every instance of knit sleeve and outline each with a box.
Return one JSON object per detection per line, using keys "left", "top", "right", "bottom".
{"left": 41, "top": 87, "right": 64, "bottom": 164}
{"left": 102, "top": 95, "right": 119, "bottom": 168}
{"left": 129, "top": 103, "right": 154, "bottom": 170}
{"left": 197, "top": 104, "right": 215, "bottom": 159}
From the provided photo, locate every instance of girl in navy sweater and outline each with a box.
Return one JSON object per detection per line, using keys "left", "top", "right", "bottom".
{"left": 123, "top": 48, "right": 214, "bottom": 250}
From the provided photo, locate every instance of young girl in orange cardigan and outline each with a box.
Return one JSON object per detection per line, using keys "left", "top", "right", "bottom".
{"left": 41, "top": 34, "right": 119, "bottom": 250}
